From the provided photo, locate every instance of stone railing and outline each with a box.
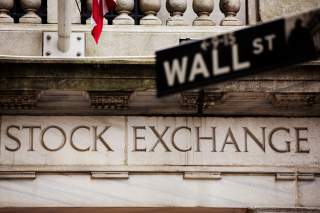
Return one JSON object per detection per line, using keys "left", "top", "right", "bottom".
{"left": 90, "top": 0, "right": 244, "bottom": 26}
{"left": 0, "top": 0, "right": 245, "bottom": 26}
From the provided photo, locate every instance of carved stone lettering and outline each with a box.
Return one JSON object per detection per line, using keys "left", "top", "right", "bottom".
{"left": 196, "top": 127, "right": 216, "bottom": 152}
{"left": 149, "top": 126, "right": 171, "bottom": 152}
{"left": 269, "top": 127, "right": 291, "bottom": 153}
{"left": 5, "top": 125, "right": 21, "bottom": 152}
{"left": 220, "top": 128, "right": 241, "bottom": 152}
{"left": 0, "top": 116, "right": 318, "bottom": 168}
{"left": 41, "top": 125, "right": 67, "bottom": 152}
{"left": 295, "top": 127, "right": 310, "bottom": 153}
{"left": 22, "top": 126, "right": 41, "bottom": 151}
{"left": 92, "top": 126, "right": 113, "bottom": 151}
{"left": 70, "top": 126, "right": 91, "bottom": 152}
{"left": 171, "top": 127, "right": 192, "bottom": 152}
{"left": 132, "top": 126, "right": 147, "bottom": 152}
{"left": 243, "top": 127, "right": 266, "bottom": 152}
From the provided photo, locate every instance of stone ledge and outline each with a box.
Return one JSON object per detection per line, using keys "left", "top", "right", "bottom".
{"left": 0, "top": 55, "right": 156, "bottom": 65}
{"left": 0, "top": 172, "right": 36, "bottom": 179}
{"left": 0, "top": 25, "right": 244, "bottom": 57}
{"left": 0, "top": 24, "right": 244, "bottom": 33}
{"left": 249, "top": 208, "right": 320, "bottom": 213}
{"left": 1, "top": 165, "right": 319, "bottom": 174}
{"left": 91, "top": 172, "right": 129, "bottom": 179}
{"left": 0, "top": 208, "right": 248, "bottom": 213}
{"left": 1, "top": 55, "right": 319, "bottom": 66}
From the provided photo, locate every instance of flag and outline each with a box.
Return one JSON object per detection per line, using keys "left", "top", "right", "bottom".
{"left": 91, "top": 0, "right": 117, "bottom": 44}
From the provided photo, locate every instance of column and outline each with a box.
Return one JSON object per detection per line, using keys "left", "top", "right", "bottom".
{"left": 0, "top": 0, "right": 14, "bottom": 23}
{"left": 166, "top": 0, "right": 187, "bottom": 26}
{"left": 193, "top": 0, "right": 215, "bottom": 26}
{"left": 219, "top": 0, "right": 242, "bottom": 26}
{"left": 140, "top": 0, "right": 162, "bottom": 25}
{"left": 19, "top": 0, "right": 42, "bottom": 23}
{"left": 113, "top": 0, "right": 134, "bottom": 25}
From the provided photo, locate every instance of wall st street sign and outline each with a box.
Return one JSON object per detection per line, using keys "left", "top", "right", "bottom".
{"left": 156, "top": 8, "right": 320, "bottom": 97}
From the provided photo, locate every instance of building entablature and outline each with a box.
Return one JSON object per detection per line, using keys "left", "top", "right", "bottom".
{"left": 0, "top": 56, "right": 319, "bottom": 116}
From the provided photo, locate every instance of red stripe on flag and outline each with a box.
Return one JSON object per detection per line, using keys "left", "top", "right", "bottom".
{"left": 91, "top": 0, "right": 117, "bottom": 44}
{"left": 105, "top": 0, "right": 117, "bottom": 12}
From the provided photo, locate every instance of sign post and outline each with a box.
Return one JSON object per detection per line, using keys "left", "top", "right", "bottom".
{"left": 156, "top": 8, "right": 320, "bottom": 97}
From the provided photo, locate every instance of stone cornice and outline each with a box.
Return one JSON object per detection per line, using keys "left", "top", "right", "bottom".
{"left": 0, "top": 59, "right": 319, "bottom": 116}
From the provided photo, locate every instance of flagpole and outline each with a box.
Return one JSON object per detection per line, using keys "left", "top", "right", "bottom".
{"left": 58, "top": 0, "right": 72, "bottom": 53}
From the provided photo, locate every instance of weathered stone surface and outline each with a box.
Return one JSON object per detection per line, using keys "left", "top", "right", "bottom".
{"left": 85, "top": 30, "right": 179, "bottom": 57}
{"left": 0, "top": 174, "right": 296, "bottom": 207}
{"left": 85, "top": 25, "right": 242, "bottom": 57}
{"left": 0, "top": 25, "right": 243, "bottom": 57}
{"left": 127, "top": 116, "right": 320, "bottom": 167}
{"left": 259, "top": 0, "right": 320, "bottom": 21}
{"left": 0, "top": 31, "right": 42, "bottom": 56}
{"left": 2, "top": 116, "right": 318, "bottom": 169}
{"left": 298, "top": 178, "right": 320, "bottom": 207}
{"left": 251, "top": 208, "right": 320, "bottom": 213}
{"left": 0, "top": 116, "right": 126, "bottom": 165}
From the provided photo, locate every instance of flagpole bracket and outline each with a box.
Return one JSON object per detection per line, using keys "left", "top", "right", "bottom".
{"left": 43, "top": 32, "right": 85, "bottom": 58}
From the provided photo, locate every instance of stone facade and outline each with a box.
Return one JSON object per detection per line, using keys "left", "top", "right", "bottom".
{"left": 0, "top": 0, "right": 319, "bottom": 212}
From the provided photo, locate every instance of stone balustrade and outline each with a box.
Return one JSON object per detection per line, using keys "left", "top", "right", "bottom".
{"left": 0, "top": 0, "right": 244, "bottom": 26}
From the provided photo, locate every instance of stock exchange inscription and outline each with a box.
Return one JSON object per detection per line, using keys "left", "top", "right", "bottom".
{"left": 1, "top": 116, "right": 317, "bottom": 167}
{"left": 3, "top": 124, "right": 310, "bottom": 154}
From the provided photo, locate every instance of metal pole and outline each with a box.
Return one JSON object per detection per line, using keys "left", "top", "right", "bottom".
{"left": 58, "top": 0, "right": 71, "bottom": 52}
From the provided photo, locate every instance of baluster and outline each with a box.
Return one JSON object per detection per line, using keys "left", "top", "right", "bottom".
{"left": 166, "top": 0, "right": 187, "bottom": 26}
{"left": 219, "top": 0, "right": 242, "bottom": 26}
{"left": 140, "top": 0, "right": 161, "bottom": 25}
{"left": 113, "top": 0, "right": 134, "bottom": 25}
{"left": 0, "top": 0, "right": 14, "bottom": 23}
{"left": 19, "top": 0, "right": 42, "bottom": 23}
{"left": 193, "top": 0, "right": 215, "bottom": 26}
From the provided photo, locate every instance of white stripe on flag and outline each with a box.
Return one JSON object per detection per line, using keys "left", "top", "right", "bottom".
{"left": 102, "top": 0, "right": 109, "bottom": 15}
